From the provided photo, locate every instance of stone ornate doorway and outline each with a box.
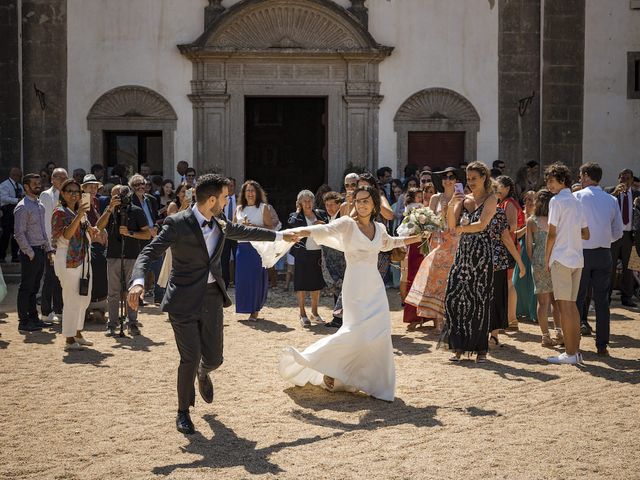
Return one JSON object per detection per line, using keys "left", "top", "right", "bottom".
{"left": 394, "top": 88, "right": 480, "bottom": 173}
{"left": 87, "top": 85, "right": 177, "bottom": 177}
{"left": 178, "top": 0, "right": 392, "bottom": 188}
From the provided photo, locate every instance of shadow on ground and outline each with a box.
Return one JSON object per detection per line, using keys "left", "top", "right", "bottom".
{"left": 239, "top": 318, "right": 294, "bottom": 333}
{"left": 152, "top": 413, "right": 338, "bottom": 476}
{"left": 62, "top": 349, "right": 114, "bottom": 367}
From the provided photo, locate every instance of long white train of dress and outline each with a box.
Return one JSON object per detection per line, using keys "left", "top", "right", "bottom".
{"left": 274, "top": 217, "right": 407, "bottom": 402}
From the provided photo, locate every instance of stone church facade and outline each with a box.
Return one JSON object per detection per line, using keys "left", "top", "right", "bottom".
{"left": 1, "top": 0, "right": 639, "bottom": 191}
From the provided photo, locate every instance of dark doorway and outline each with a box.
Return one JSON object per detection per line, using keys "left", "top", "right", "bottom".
{"left": 104, "top": 131, "right": 163, "bottom": 177}
{"left": 408, "top": 131, "right": 465, "bottom": 170}
{"left": 245, "top": 97, "right": 327, "bottom": 224}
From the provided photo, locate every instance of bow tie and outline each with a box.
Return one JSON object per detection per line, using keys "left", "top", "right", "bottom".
{"left": 201, "top": 219, "right": 215, "bottom": 229}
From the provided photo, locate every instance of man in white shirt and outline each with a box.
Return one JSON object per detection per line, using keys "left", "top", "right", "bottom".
{"left": 574, "top": 163, "right": 623, "bottom": 356}
{"left": 39, "top": 168, "right": 68, "bottom": 322}
{"left": 544, "top": 163, "right": 590, "bottom": 365}
{"left": 0, "top": 166, "right": 24, "bottom": 262}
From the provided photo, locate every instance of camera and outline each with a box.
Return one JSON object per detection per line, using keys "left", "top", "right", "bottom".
{"left": 118, "top": 186, "right": 132, "bottom": 207}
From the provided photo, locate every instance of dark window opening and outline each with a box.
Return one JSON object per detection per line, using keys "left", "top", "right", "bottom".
{"left": 104, "top": 131, "right": 163, "bottom": 178}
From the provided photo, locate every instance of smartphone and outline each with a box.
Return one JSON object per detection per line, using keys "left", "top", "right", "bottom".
{"left": 454, "top": 183, "right": 464, "bottom": 195}
{"left": 81, "top": 192, "right": 91, "bottom": 209}
{"left": 184, "top": 188, "right": 193, "bottom": 201}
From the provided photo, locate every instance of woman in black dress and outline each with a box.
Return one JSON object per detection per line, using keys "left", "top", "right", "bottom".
{"left": 443, "top": 162, "right": 498, "bottom": 363}
{"left": 288, "top": 190, "right": 328, "bottom": 327}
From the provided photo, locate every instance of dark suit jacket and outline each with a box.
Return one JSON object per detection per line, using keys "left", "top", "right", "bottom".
{"left": 131, "top": 208, "right": 276, "bottom": 313}
{"left": 604, "top": 186, "right": 639, "bottom": 234}
{"left": 287, "top": 209, "right": 329, "bottom": 257}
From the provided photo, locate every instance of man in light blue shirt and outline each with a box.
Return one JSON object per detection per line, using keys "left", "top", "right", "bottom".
{"left": 574, "top": 163, "right": 624, "bottom": 356}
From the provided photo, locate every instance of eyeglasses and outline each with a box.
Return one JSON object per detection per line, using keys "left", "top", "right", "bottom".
{"left": 420, "top": 178, "right": 431, "bottom": 183}
{"left": 131, "top": 182, "right": 144, "bottom": 187}
{"left": 344, "top": 183, "right": 357, "bottom": 188}
{"left": 64, "top": 189, "right": 80, "bottom": 195}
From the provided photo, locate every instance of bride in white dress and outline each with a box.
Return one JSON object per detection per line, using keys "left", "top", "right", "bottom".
{"left": 279, "top": 186, "right": 423, "bottom": 401}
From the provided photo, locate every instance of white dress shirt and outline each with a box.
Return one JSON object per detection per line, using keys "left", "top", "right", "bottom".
{"left": 0, "top": 178, "right": 22, "bottom": 207}
{"left": 573, "top": 186, "right": 623, "bottom": 249}
{"left": 192, "top": 205, "right": 222, "bottom": 284}
{"left": 39, "top": 186, "right": 59, "bottom": 243}
{"left": 548, "top": 188, "right": 588, "bottom": 268}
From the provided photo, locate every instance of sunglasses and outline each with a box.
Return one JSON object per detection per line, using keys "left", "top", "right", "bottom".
{"left": 420, "top": 178, "right": 431, "bottom": 183}
{"left": 64, "top": 189, "right": 80, "bottom": 194}
{"left": 443, "top": 174, "right": 457, "bottom": 180}
{"left": 186, "top": 174, "right": 196, "bottom": 177}
{"left": 132, "top": 182, "right": 144, "bottom": 187}
{"left": 344, "top": 182, "right": 357, "bottom": 188}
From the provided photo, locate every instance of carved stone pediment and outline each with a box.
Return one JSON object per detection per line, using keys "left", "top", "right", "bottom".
{"left": 179, "top": 0, "right": 391, "bottom": 58}
{"left": 88, "top": 85, "right": 177, "bottom": 120}
{"left": 394, "top": 88, "right": 480, "bottom": 123}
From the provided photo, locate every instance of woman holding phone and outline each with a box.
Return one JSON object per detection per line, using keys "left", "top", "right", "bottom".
{"left": 166, "top": 183, "right": 192, "bottom": 217}
{"left": 51, "top": 179, "right": 99, "bottom": 351}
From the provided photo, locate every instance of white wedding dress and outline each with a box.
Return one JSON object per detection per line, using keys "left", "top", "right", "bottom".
{"left": 277, "top": 216, "right": 407, "bottom": 402}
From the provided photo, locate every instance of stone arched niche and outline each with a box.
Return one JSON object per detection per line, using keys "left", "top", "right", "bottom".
{"left": 394, "top": 87, "right": 480, "bottom": 171}
{"left": 179, "top": 0, "right": 392, "bottom": 189}
{"left": 87, "top": 85, "right": 177, "bottom": 175}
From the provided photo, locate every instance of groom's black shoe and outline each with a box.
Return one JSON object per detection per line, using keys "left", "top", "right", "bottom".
{"left": 176, "top": 410, "right": 195, "bottom": 434}
{"left": 197, "top": 368, "right": 214, "bottom": 404}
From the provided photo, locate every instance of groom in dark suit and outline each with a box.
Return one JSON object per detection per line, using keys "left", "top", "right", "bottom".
{"left": 128, "top": 174, "right": 297, "bottom": 434}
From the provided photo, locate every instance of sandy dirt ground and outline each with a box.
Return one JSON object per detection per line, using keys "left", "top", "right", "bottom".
{"left": 1, "top": 282, "right": 639, "bottom": 480}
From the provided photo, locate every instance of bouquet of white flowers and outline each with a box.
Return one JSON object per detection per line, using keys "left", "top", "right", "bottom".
{"left": 396, "top": 205, "right": 445, "bottom": 254}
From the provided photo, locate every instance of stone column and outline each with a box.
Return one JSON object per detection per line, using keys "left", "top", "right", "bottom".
{"left": 343, "top": 94, "right": 383, "bottom": 172}
{"left": 21, "top": 0, "right": 67, "bottom": 172}
{"left": 498, "top": 0, "right": 541, "bottom": 175}
{"left": 541, "top": 0, "right": 585, "bottom": 170}
{"left": 0, "top": 0, "right": 21, "bottom": 177}
{"left": 189, "top": 93, "right": 230, "bottom": 175}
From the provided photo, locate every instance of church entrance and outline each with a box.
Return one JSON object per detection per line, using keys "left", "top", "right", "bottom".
{"left": 245, "top": 97, "right": 327, "bottom": 224}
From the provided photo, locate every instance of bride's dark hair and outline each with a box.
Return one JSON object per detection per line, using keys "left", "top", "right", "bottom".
{"left": 353, "top": 185, "right": 380, "bottom": 221}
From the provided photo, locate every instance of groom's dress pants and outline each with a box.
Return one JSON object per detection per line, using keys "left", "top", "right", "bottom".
{"left": 169, "top": 283, "right": 224, "bottom": 411}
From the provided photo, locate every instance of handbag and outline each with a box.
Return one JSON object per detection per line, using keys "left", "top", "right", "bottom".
{"left": 79, "top": 225, "right": 91, "bottom": 296}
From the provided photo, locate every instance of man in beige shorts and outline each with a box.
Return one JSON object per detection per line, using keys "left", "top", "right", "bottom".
{"left": 544, "top": 163, "right": 590, "bottom": 365}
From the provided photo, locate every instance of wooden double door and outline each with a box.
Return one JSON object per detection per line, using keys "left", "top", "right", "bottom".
{"left": 408, "top": 131, "right": 465, "bottom": 170}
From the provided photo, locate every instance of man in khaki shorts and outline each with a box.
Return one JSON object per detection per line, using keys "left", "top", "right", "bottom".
{"left": 544, "top": 163, "right": 590, "bottom": 365}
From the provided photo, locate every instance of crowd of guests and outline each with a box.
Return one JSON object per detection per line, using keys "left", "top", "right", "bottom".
{"left": 1, "top": 158, "right": 639, "bottom": 364}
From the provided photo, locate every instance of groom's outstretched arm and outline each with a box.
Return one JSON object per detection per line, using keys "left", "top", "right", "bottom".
{"left": 225, "top": 222, "right": 299, "bottom": 243}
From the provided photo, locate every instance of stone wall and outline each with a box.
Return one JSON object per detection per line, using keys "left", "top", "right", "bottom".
{"left": 21, "top": 0, "right": 67, "bottom": 174}
{"left": 498, "top": 0, "right": 541, "bottom": 176}
{"left": 0, "top": 0, "right": 21, "bottom": 179}
{"left": 541, "top": 0, "right": 585, "bottom": 170}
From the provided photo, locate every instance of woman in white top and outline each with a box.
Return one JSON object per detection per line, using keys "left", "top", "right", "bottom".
{"left": 234, "top": 180, "right": 274, "bottom": 321}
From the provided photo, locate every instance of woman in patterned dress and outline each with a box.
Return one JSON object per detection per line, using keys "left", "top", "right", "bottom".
{"left": 442, "top": 162, "right": 497, "bottom": 363}
{"left": 405, "top": 168, "right": 461, "bottom": 332}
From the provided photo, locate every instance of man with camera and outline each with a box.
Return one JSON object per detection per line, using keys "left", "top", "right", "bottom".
{"left": 97, "top": 184, "right": 151, "bottom": 336}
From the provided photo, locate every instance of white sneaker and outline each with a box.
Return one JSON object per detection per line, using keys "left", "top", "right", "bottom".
{"left": 64, "top": 341, "right": 84, "bottom": 351}
{"left": 44, "top": 312, "right": 61, "bottom": 324}
{"left": 547, "top": 352, "right": 580, "bottom": 364}
{"left": 74, "top": 336, "right": 93, "bottom": 346}
{"left": 299, "top": 316, "right": 311, "bottom": 327}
